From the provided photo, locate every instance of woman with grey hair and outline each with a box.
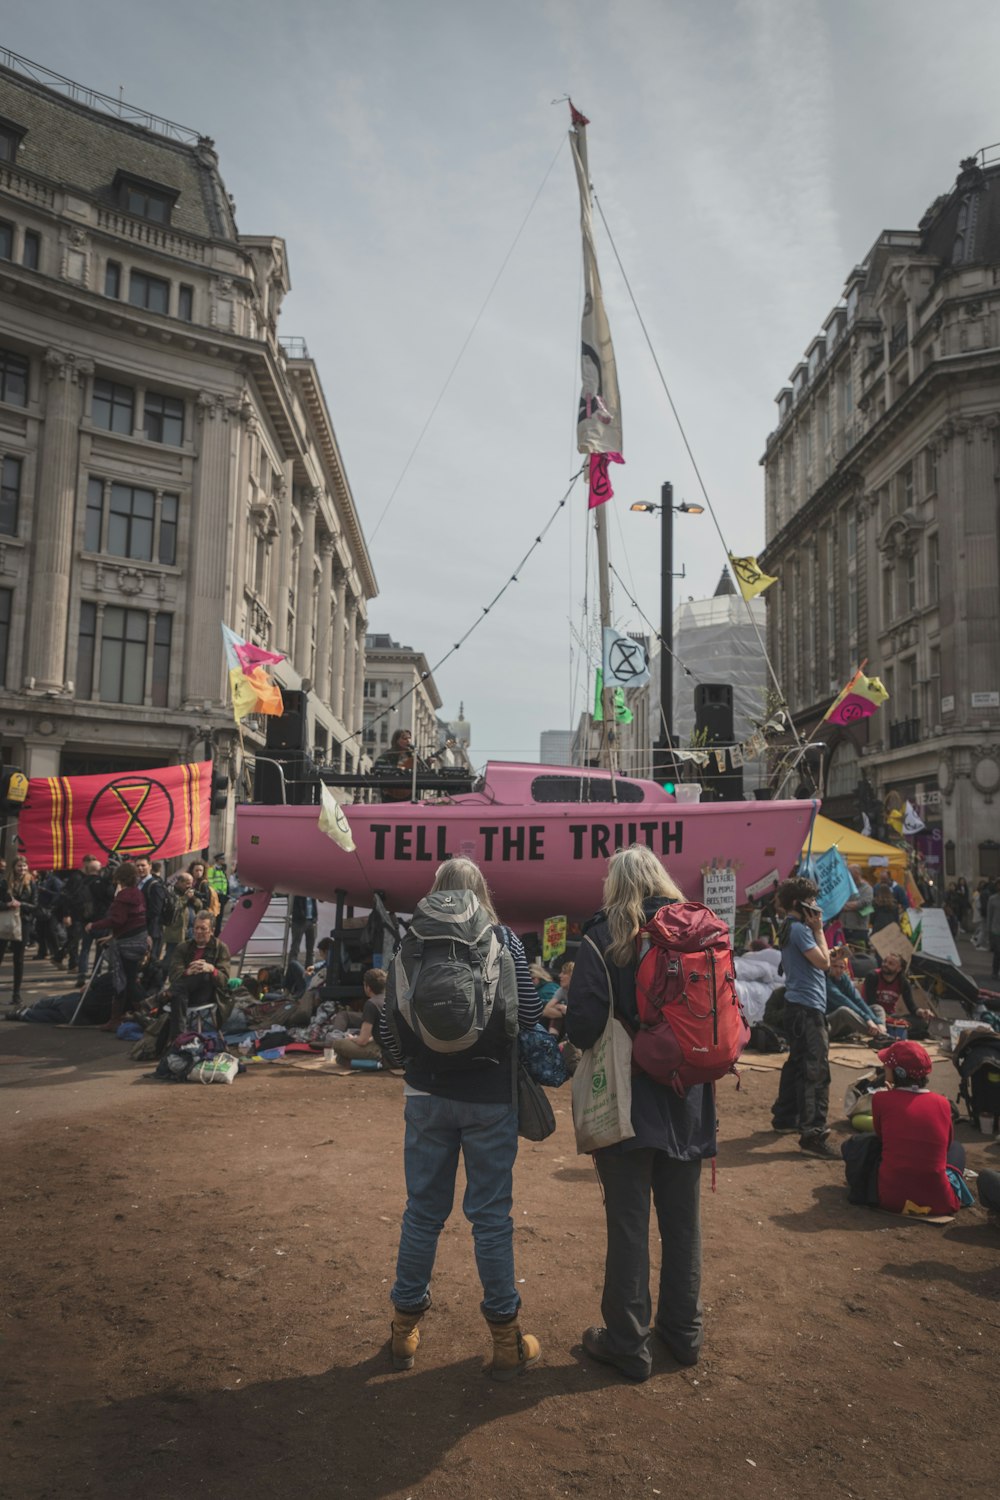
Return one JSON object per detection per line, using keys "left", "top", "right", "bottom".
{"left": 566, "top": 844, "right": 715, "bottom": 1382}
{"left": 380, "top": 857, "right": 543, "bottom": 1380}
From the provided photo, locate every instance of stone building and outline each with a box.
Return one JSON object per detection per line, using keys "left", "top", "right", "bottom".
{"left": 760, "top": 154, "right": 1000, "bottom": 882}
{"left": 363, "top": 634, "right": 442, "bottom": 765}
{"left": 0, "top": 55, "right": 376, "bottom": 852}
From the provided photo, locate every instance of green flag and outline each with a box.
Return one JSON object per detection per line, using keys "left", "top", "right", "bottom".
{"left": 594, "top": 669, "right": 633, "bottom": 724}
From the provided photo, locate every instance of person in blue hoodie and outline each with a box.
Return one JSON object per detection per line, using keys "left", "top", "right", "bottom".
{"left": 824, "top": 947, "right": 888, "bottom": 1041}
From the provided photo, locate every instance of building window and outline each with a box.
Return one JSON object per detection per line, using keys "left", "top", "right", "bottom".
{"left": 78, "top": 601, "right": 96, "bottom": 697}
{"left": 105, "top": 260, "right": 122, "bottom": 299}
{"left": 0, "top": 122, "right": 25, "bottom": 161}
{"left": 927, "top": 531, "right": 939, "bottom": 604}
{"left": 0, "top": 348, "right": 28, "bottom": 406}
{"left": 928, "top": 644, "right": 940, "bottom": 726}
{"left": 115, "top": 173, "right": 177, "bottom": 225}
{"left": 0, "top": 220, "right": 12, "bottom": 260}
{"left": 1, "top": 456, "right": 21, "bottom": 535}
{"left": 100, "top": 606, "right": 148, "bottom": 704}
{"left": 22, "top": 230, "right": 39, "bottom": 270}
{"left": 92, "top": 377, "right": 135, "bottom": 435}
{"left": 925, "top": 446, "right": 937, "bottom": 495}
{"left": 128, "top": 270, "right": 170, "bottom": 315}
{"left": 159, "top": 494, "right": 178, "bottom": 565}
{"left": 151, "top": 614, "right": 172, "bottom": 707}
{"left": 178, "top": 284, "right": 193, "bottom": 322}
{"left": 881, "top": 568, "right": 893, "bottom": 629}
{"left": 143, "top": 390, "right": 184, "bottom": 446}
{"left": 86, "top": 477, "right": 179, "bottom": 563}
{"left": 906, "top": 549, "right": 918, "bottom": 613}
{"left": 0, "top": 585, "right": 10, "bottom": 686}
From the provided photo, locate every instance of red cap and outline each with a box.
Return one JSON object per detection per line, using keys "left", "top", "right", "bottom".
{"left": 877, "top": 1039, "right": 933, "bottom": 1080}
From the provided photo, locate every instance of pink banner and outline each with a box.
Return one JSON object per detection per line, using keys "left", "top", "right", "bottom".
{"left": 588, "top": 451, "right": 624, "bottom": 509}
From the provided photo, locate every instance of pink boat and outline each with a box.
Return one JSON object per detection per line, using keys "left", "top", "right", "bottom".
{"left": 225, "top": 761, "right": 816, "bottom": 950}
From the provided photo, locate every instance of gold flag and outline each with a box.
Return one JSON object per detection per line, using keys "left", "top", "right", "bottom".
{"left": 728, "top": 554, "right": 778, "bottom": 602}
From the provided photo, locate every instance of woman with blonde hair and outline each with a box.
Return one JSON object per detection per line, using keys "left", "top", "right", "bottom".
{"left": 380, "top": 857, "right": 544, "bottom": 1380}
{"left": 565, "top": 844, "right": 715, "bottom": 1382}
{"left": 0, "top": 854, "right": 38, "bottom": 1008}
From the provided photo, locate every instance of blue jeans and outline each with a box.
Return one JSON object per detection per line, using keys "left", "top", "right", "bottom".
{"left": 392, "top": 1093, "right": 520, "bottom": 1321}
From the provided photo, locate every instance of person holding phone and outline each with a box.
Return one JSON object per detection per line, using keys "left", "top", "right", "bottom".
{"left": 770, "top": 876, "right": 836, "bottom": 1158}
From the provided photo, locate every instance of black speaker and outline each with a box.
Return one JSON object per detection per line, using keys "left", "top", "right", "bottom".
{"left": 266, "top": 688, "right": 308, "bottom": 752}
{"left": 694, "top": 683, "right": 734, "bottom": 745}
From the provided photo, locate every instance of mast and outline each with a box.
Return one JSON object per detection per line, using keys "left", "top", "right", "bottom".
{"left": 569, "top": 103, "right": 623, "bottom": 779}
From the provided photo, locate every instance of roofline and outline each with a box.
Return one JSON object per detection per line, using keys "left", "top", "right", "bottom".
{"left": 0, "top": 49, "right": 205, "bottom": 146}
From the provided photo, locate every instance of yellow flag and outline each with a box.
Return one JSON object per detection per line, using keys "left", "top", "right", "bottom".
{"left": 728, "top": 554, "right": 777, "bottom": 602}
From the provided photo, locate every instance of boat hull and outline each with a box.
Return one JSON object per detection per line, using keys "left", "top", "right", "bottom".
{"left": 235, "top": 794, "right": 816, "bottom": 931}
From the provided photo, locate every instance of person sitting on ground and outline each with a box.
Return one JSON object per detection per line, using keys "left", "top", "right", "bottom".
{"left": 542, "top": 960, "right": 574, "bottom": 1039}
{"left": 842, "top": 1040, "right": 964, "bottom": 1218}
{"left": 167, "top": 910, "right": 232, "bottom": 1040}
{"left": 825, "top": 947, "right": 888, "bottom": 1042}
{"left": 86, "top": 861, "right": 148, "bottom": 1031}
{"left": 863, "top": 951, "right": 933, "bottom": 1036}
{"left": 330, "top": 968, "right": 387, "bottom": 1065}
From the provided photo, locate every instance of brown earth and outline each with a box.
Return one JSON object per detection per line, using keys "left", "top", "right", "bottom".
{"left": 1, "top": 977, "right": 999, "bottom": 1500}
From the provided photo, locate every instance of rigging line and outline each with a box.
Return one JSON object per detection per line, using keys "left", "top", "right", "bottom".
{"left": 356, "top": 467, "right": 585, "bottom": 740}
{"left": 592, "top": 191, "right": 805, "bottom": 753}
{"left": 368, "top": 133, "right": 568, "bottom": 545}
{"left": 606, "top": 561, "right": 704, "bottom": 688}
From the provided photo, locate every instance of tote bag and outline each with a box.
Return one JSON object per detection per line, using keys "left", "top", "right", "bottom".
{"left": 0, "top": 908, "right": 22, "bottom": 943}
{"left": 571, "top": 943, "right": 635, "bottom": 1154}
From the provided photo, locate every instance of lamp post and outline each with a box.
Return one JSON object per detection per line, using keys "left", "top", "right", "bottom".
{"left": 631, "top": 482, "right": 704, "bottom": 785}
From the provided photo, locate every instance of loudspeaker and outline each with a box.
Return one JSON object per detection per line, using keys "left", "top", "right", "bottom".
{"left": 266, "top": 688, "right": 308, "bottom": 751}
{"left": 694, "top": 683, "right": 734, "bottom": 745}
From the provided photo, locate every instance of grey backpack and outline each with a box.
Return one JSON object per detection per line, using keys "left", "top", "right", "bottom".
{"left": 386, "top": 890, "right": 519, "bottom": 1070}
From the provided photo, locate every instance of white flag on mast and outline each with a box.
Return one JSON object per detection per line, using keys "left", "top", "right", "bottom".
{"left": 569, "top": 102, "right": 623, "bottom": 507}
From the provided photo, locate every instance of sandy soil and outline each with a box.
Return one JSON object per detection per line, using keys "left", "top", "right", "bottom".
{"left": 1, "top": 967, "right": 999, "bottom": 1500}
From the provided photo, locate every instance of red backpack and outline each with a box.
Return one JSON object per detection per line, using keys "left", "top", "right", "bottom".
{"left": 632, "top": 902, "right": 749, "bottom": 1093}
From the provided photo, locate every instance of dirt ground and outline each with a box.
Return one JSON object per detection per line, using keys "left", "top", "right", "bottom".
{"left": 2, "top": 963, "right": 999, "bottom": 1500}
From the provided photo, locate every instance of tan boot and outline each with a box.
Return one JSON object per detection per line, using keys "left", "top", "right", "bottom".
{"left": 390, "top": 1307, "right": 425, "bottom": 1371}
{"left": 485, "top": 1315, "right": 541, "bottom": 1381}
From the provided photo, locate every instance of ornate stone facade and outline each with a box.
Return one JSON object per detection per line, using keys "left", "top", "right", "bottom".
{"left": 760, "top": 156, "right": 1000, "bottom": 881}
{"left": 0, "top": 58, "right": 377, "bottom": 854}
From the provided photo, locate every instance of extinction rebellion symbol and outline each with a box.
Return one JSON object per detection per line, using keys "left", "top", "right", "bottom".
{"left": 85, "top": 776, "right": 176, "bottom": 858}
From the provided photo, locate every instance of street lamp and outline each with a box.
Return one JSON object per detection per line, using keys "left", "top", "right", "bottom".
{"left": 630, "top": 482, "right": 704, "bottom": 787}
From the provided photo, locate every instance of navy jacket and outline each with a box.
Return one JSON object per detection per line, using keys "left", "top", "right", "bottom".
{"left": 565, "top": 897, "right": 717, "bottom": 1159}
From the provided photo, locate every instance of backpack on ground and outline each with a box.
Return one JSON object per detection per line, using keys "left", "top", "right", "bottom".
{"left": 631, "top": 901, "right": 750, "bottom": 1093}
{"left": 385, "top": 890, "right": 519, "bottom": 1071}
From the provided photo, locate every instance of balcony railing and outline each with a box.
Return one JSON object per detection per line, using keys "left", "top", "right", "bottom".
{"left": 889, "top": 717, "right": 921, "bottom": 749}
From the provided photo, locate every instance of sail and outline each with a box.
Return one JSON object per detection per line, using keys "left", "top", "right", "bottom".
{"left": 570, "top": 110, "right": 623, "bottom": 471}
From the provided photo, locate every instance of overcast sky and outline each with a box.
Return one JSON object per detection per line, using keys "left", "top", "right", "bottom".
{"left": 8, "top": 1, "right": 1000, "bottom": 764}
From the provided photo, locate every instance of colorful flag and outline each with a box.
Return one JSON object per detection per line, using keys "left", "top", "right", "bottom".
{"left": 602, "top": 627, "right": 650, "bottom": 689}
{"left": 809, "top": 846, "right": 856, "bottom": 922}
{"left": 728, "top": 554, "right": 778, "bottom": 602}
{"left": 17, "top": 760, "right": 211, "bottom": 868}
{"left": 903, "top": 800, "right": 925, "bottom": 835}
{"left": 824, "top": 669, "right": 889, "bottom": 726}
{"left": 318, "top": 781, "right": 356, "bottom": 853}
{"left": 222, "top": 623, "right": 285, "bottom": 722}
{"left": 569, "top": 106, "right": 624, "bottom": 508}
{"left": 593, "top": 669, "right": 633, "bottom": 724}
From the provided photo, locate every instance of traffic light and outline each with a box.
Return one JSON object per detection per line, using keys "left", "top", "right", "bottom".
{"left": 211, "top": 766, "right": 229, "bottom": 813}
{"left": 0, "top": 767, "right": 28, "bottom": 816}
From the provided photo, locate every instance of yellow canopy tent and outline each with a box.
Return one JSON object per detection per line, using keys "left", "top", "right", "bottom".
{"left": 801, "top": 814, "right": 908, "bottom": 877}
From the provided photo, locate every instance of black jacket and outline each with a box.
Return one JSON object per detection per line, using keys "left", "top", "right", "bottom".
{"left": 565, "top": 897, "right": 717, "bottom": 1159}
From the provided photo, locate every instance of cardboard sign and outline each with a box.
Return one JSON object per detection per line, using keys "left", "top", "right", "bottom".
{"left": 542, "top": 915, "right": 568, "bottom": 964}
{"left": 703, "top": 868, "right": 737, "bottom": 939}
{"left": 869, "top": 922, "right": 915, "bottom": 966}
{"left": 912, "top": 906, "right": 961, "bottom": 965}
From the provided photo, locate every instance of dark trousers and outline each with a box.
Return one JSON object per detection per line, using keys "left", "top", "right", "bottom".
{"left": 0, "top": 939, "right": 26, "bottom": 996}
{"left": 289, "top": 920, "right": 316, "bottom": 969}
{"left": 979, "top": 1169, "right": 1000, "bottom": 1214}
{"left": 593, "top": 1149, "right": 703, "bottom": 1378}
{"left": 772, "top": 1005, "right": 830, "bottom": 1137}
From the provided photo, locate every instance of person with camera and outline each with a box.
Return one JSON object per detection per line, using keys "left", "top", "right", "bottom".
{"left": 770, "top": 876, "right": 836, "bottom": 1159}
